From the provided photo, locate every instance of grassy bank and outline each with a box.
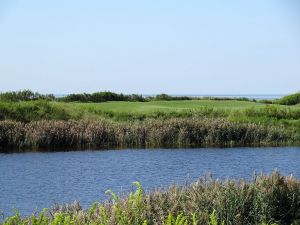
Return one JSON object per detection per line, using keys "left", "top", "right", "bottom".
{"left": 0, "top": 95, "right": 300, "bottom": 151}
{"left": 0, "top": 99, "right": 266, "bottom": 122}
{"left": 2, "top": 171, "right": 300, "bottom": 225}
{"left": 1, "top": 99, "right": 300, "bottom": 120}
{"left": 0, "top": 118, "right": 294, "bottom": 152}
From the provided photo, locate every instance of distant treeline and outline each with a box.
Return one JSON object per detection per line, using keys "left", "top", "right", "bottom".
{"left": 1, "top": 90, "right": 300, "bottom": 105}
{"left": 0, "top": 118, "right": 293, "bottom": 152}
{"left": 0, "top": 90, "right": 145, "bottom": 102}
{"left": 0, "top": 90, "right": 175, "bottom": 102}
{"left": 0, "top": 90, "right": 194, "bottom": 102}
{"left": 0, "top": 90, "right": 55, "bottom": 102}
{"left": 0, "top": 90, "right": 260, "bottom": 103}
{"left": 61, "top": 92, "right": 146, "bottom": 102}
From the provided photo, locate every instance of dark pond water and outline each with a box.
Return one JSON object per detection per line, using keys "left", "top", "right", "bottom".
{"left": 0, "top": 147, "right": 300, "bottom": 216}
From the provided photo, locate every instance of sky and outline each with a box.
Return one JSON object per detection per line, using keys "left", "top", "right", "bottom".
{"left": 0, "top": 0, "right": 299, "bottom": 95}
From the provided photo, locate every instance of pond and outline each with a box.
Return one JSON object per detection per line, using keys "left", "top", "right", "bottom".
{"left": 0, "top": 147, "right": 300, "bottom": 215}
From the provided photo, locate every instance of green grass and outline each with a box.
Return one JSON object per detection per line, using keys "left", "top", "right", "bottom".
{"left": 52, "top": 100, "right": 300, "bottom": 134}
{"left": 49, "top": 100, "right": 275, "bottom": 121}
{"left": 51, "top": 99, "right": 300, "bottom": 120}
{"left": 1, "top": 99, "right": 297, "bottom": 122}
{"left": 1, "top": 99, "right": 300, "bottom": 150}
{"left": 63, "top": 100, "right": 267, "bottom": 113}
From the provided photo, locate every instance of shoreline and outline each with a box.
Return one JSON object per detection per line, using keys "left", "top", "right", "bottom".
{"left": 2, "top": 143, "right": 300, "bottom": 154}
{"left": 0, "top": 118, "right": 296, "bottom": 153}
{"left": 2, "top": 171, "right": 300, "bottom": 224}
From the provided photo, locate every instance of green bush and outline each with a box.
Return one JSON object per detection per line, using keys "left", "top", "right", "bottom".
{"left": 0, "top": 101, "right": 71, "bottom": 122}
{"left": 244, "top": 106, "right": 300, "bottom": 120}
{"left": 61, "top": 91, "right": 146, "bottom": 102}
{"left": 153, "top": 94, "right": 191, "bottom": 101}
{"left": 276, "top": 93, "right": 300, "bottom": 105}
{"left": 0, "top": 90, "right": 54, "bottom": 102}
{"left": 62, "top": 93, "right": 91, "bottom": 102}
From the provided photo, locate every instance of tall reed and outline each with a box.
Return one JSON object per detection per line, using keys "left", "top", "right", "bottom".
{"left": 2, "top": 172, "right": 300, "bottom": 224}
{"left": 0, "top": 118, "right": 294, "bottom": 152}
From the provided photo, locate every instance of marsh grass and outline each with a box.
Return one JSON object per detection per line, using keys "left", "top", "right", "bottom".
{"left": 2, "top": 172, "right": 300, "bottom": 225}
{"left": 0, "top": 99, "right": 299, "bottom": 152}
{"left": 1, "top": 100, "right": 300, "bottom": 133}
{"left": 0, "top": 118, "right": 293, "bottom": 152}
{"left": 0, "top": 101, "right": 71, "bottom": 122}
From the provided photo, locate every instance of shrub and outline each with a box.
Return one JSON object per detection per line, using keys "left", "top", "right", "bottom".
{"left": 244, "top": 106, "right": 300, "bottom": 120}
{"left": 61, "top": 91, "right": 146, "bottom": 102}
{"left": 276, "top": 93, "right": 300, "bottom": 106}
{"left": 153, "top": 94, "right": 191, "bottom": 101}
{"left": 0, "top": 90, "right": 54, "bottom": 102}
{"left": 62, "top": 93, "right": 91, "bottom": 102}
{"left": 0, "top": 100, "right": 71, "bottom": 122}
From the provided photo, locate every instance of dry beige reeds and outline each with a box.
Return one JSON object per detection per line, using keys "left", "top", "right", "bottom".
{"left": 0, "top": 118, "right": 294, "bottom": 152}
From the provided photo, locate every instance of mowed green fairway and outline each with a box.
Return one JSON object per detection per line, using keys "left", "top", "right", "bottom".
{"left": 53, "top": 100, "right": 272, "bottom": 116}
{"left": 65, "top": 100, "right": 267, "bottom": 114}
{"left": 48, "top": 99, "right": 300, "bottom": 124}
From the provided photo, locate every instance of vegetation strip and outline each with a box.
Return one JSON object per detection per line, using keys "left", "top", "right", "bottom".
{"left": 2, "top": 171, "right": 300, "bottom": 225}
{"left": 0, "top": 90, "right": 299, "bottom": 151}
{"left": 0, "top": 118, "right": 293, "bottom": 152}
{"left": 1, "top": 90, "right": 300, "bottom": 105}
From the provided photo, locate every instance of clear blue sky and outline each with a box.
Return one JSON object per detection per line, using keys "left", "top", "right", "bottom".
{"left": 0, "top": 0, "right": 299, "bottom": 94}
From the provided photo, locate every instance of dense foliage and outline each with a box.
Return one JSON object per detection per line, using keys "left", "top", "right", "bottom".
{"left": 242, "top": 106, "right": 300, "bottom": 120}
{"left": 0, "top": 101, "right": 71, "bottom": 122}
{"left": 2, "top": 172, "right": 300, "bottom": 225}
{"left": 276, "top": 92, "right": 300, "bottom": 105}
{"left": 0, "top": 90, "right": 275, "bottom": 103}
{"left": 0, "top": 90, "right": 54, "bottom": 102}
{"left": 152, "top": 94, "right": 192, "bottom": 101}
{"left": 61, "top": 92, "right": 195, "bottom": 102}
{"left": 2, "top": 90, "right": 300, "bottom": 105}
{"left": 0, "top": 118, "right": 292, "bottom": 152}
{"left": 61, "top": 92, "right": 145, "bottom": 102}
